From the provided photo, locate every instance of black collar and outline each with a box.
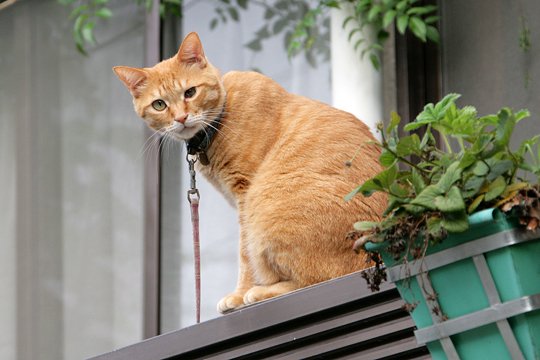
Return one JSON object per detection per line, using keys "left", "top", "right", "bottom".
{"left": 185, "top": 99, "right": 226, "bottom": 166}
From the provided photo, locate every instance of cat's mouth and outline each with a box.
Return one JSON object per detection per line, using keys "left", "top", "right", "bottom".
{"left": 161, "top": 121, "right": 203, "bottom": 141}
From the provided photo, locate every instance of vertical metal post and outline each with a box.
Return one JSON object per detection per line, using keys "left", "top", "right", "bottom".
{"left": 416, "top": 271, "right": 460, "bottom": 359}
{"left": 143, "top": 0, "right": 162, "bottom": 339}
{"left": 472, "top": 255, "right": 525, "bottom": 359}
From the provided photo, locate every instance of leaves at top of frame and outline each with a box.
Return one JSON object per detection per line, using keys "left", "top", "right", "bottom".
{"left": 409, "top": 16, "right": 427, "bottom": 42}
{"left": 236, "top": 0, "right": 248, "bottom": 10}
{"left": 94, "top": 7, "right": 112, "bottom": 18}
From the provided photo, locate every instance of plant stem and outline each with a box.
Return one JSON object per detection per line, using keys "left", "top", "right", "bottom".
{"left": 440, "top": 133, "right": 453, "bottom": 154}
{"left": 457, "top": 137, "right": 465, "bottom": 152}
{"left": 383, "top": 145, "right": 431, "bottom": 176}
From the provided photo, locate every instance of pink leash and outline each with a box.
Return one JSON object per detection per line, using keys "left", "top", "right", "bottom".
{"left": 186, "top": 154, "right": 201, "bottom": 324}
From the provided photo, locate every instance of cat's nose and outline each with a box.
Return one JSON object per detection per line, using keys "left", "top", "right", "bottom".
{"left": 175, "top": 114, "right": 188, "bottom": 124}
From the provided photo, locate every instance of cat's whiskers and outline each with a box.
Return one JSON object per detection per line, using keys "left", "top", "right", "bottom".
{"left": 139, "top": 129, "right": 163, "bottom": 162}
{"left": 196, "top": 109, "right": 240, "bottom": 138}
{"left": 161, "top": 131, "right": 176, "bottom": 161}
{"left": 193, "top": 116, "right": 236, "bottom": 142}
{"left": 160, "top": 126, "right": 184, "bottom": 161}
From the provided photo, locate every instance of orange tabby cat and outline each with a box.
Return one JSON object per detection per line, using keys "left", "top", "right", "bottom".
{"left": 113, "top": 32, "right": 385, "bottom": 314}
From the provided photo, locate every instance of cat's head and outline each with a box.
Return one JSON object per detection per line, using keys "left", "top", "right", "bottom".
{"left": 113, "top": 32, "right": 225, "bottom": 141}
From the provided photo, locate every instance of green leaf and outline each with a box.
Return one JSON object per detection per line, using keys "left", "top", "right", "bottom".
{"left": 463, "top": 176, "right": 485, "bottom": 198}
{"left": 397, "top": 15, "right": 408, "bottom": 34}
{"left": 342, "top": 16, "right": 355, "bottom": 29}
{"left": 407, "top": 5, "right": 437, "bottom": 16}
{"left": 410, "top": 168, "right": 426, "bottom": 195}
{"left": 403, "top": 204, "right": 427, "bottom": 215}
{"left": 495, "top": 108, "right": 516, "bottom": 148}
{"left": 273, "top": 18, "right": 289, "bottom": 34}
{"left": 376, "top": 165, "right": 398, "bottom": 189}
{"left": 354, "top": 221, "right": 379, "bottom": 231}
{"left": 369, "top": 53, "right": 380, "bottom": 70}
{"left": 517, "top": 134, "right": 539, "bottom": 157}
{"left": 404, "top": 94, "right": 461, "bottom": 131}
{"left": 264, "top": 7, "right": 275, "bottom": 19}
{"left": 245, "top": 39, "right": 262, "bottom": 51}
{"left": 348, "top": 28, "right": 361, "bottom": 41}
{"left": 459, "top": 152, "right": 477, "bottom": 169}
{"left": 255, "top": 24, "right": 271, "bottom": 38}
{"left": 434, "top": 186, "right": 465, "bottom": 212}
{"left": 437, "top": 162, "right": 462, "bottom": 192}
{"left": 354, "top": 38, "right": 366, "bottom": 51}
{"left": 379, "top": 150, "right": 397, "bottom": 167}
{"left": 73, "top": 13, "right": 88, "bottom": 33}
{"left": 352, "top": 165, "right": 399, "bottom": 199}
{"left": 410, "top": 185, "right": 442, "bottom": 210}
{"left": 236, "top": 0, "right": 248, "bottom": 9}
{"left": 486, "top": 159, "right": 513, "bottom": 181}
{"left": 347, "top": 179, "right": 380, "bottom": 199}
{"left": 442, "top": 210, "right": 469, "bottom": 233}
{"left": 396, "top": 0, "right": 408, "bottom": 12}
{"left": 409, "top": 16, "right": 427, "bottom": 42}
{"left": 163, "top": 0, "right": 182, "bottom": 5}
{"left": 70, "top": 5, "right": 88, "bottom": 19}
{"left": 472, "top": 161, "right": 489, "bottom": 176}
{"left": 426, "top": 25, "right": 439, "bottom": 43}
{"left": 484, "top": 176, "right": 506, "bottom": 201}
{"left": 515, "top": 109, "right": 530, "bottom": 122}
{"left": 145, "top": 0, "right": 153, "bottom": 11}
{"left": 390, "top": 183, "right": 409, "bottom": 198}
{"left": 378, "top": 29, "right": 390, "bottom": 43}
{"left": 324, "top": 0, "right": 340, "bottom": 8}
{"left": 386, "top": 111, "right": 401, "bottom": 133}
{"left": 425, "top": 15, "right": 439, "bottom": 24}
{"left": 275, "top": 0, "right": 288, "bottom": 10}
{"left": 382, "top": 10, "right": 396, "bottom": 28}
{"left": 367, "top": 5, "right": 382, "bottom": 22}
{"left": 384, "top": 197, "right": 408, "bottom": 216}
{"left": 95, "top": 7, "right": 113, "bottom": 18}
{"left": 471, "top": 133, "right": 494, "bottom": 154}
{"left": 81, "top": 21, "right": 96, "bottom": 45}
{"left": 427, "top": 216, "right": 444, "bottom": 239}
{"left": 396, "top": 134, "right": 421, "bottom": 157}
{"left": 210, "top": 18, "right": 219, "bottom": 30}
{"left": 227, "top": 7, "right": 239, "bottom": 21}
{"left": 435, "top": 93, "right": 461, "bottom": 114}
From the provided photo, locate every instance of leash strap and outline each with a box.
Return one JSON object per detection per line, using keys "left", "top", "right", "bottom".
{"left": 186, "top": 154, "right": 201, "bottom": 324}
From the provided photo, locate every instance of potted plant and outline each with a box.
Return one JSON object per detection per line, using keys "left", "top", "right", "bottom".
{"left": 347, "top": 93, "right": 540, "bottom": 359}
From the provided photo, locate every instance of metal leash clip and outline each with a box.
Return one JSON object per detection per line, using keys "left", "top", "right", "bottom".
{"left": 186, "top": 153, "right": 200, "bottom": 204}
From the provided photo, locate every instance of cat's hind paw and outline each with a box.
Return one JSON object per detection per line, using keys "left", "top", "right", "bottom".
{"left": 217, "top": 293, "right": 245, "bottom": 314}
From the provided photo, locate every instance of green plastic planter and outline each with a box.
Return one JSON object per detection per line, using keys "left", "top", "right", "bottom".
{"left": 365, "top": 209, "right": 540, "bottom": 360}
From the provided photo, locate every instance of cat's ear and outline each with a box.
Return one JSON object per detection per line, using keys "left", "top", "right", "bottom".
{"left": 177, "top": 32, "right": 206, "bottom": 68}
{"left": 113, "top": 66, "right": 148, "bottom": 97}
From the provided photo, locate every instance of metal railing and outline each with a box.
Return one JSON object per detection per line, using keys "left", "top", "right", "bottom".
{"left": 89, "top": 271, "right": 429, "bottom": 360}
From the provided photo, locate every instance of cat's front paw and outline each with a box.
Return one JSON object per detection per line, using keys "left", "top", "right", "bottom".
{"left": 217, "top": 293, "right": 245, "bottom": 314}
{"left": 243, "top": 286, "right": 268, "bottom": 305}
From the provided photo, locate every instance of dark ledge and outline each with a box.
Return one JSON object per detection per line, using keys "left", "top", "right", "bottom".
{"left": 89, "top": 271, "right": 429, "bottom": 360}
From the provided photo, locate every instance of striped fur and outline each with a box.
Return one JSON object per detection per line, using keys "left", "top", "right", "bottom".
{"left": 114, "top": 32, "right": 386, "bottom": 314}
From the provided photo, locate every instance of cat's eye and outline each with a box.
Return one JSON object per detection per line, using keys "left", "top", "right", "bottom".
{"left": 152, "top": 99, "right": 167, "bottom": 111}
{"left": 184, "top": 87, "right": 196, "bottom": 99}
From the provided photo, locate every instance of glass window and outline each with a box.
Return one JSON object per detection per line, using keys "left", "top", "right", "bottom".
{"left": 0, "top": 1, "right": 146, "bottom": 358}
